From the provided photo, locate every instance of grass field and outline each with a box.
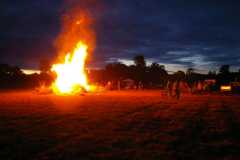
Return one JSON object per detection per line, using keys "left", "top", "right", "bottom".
{"left": 0, "top": 90, "right": 239, "bottom": 160}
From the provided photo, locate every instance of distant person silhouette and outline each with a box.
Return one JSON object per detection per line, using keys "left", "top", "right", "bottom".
{"left": 174, "top": 80, "right": 181, "bottom": 99}
{"left": 167, "top": 80, "right": 173, "bottom": 97}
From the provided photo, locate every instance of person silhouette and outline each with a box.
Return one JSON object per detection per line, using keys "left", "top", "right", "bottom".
{"left": 167, "top": 80, "right": 173, "bottom": 97}
{"left": 175, "top": 80, "right": 181, "bottom": 99}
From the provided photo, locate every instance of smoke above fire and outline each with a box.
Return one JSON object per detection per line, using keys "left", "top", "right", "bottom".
{"left": 50, "top": 0, "right": 103, "bottom": 95}
{"left": 54, "top": 0, "right": 100, "bottom": 61}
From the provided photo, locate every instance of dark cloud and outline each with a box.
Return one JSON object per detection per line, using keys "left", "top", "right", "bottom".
{"left": 0, "top": 0, "right": 240, "bottom": 72}
{"left": 0, "top": 0, "right": 62, "bottom": 68}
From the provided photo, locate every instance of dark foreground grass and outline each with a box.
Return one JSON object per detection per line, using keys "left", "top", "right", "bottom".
{"left": 0, "top": 90, "right": 239, "bottom": 160}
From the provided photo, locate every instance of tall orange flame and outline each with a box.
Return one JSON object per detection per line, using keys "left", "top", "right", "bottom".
{"left": 51, "top": 41, "right": 89, "bottom": 95}
{"left": 51, "top": 2, "right": 97, "bottom": 95}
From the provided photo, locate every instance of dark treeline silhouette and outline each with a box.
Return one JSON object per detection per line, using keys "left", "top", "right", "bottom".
{"left": 88, "top": 55, "right": 168, "bottom": 89}
{"left": 0, "top": 55, "right": 240, "bottom": 92}
{"left": 0, "top": 63, "right": 52, "bottom": 90}
{"left": 89, "top": 56, "right": 240, "bottom": 92}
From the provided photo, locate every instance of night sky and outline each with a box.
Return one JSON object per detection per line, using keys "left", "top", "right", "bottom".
{"left": 1, "top": 0, "right": 240, "bottom": 73}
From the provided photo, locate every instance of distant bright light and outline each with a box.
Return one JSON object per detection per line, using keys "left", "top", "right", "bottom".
{"left": 21, "top": 69, "right": 40, "bottom": 75}
{"left": 220, "top": 85, "right": 231, "bottom": 92}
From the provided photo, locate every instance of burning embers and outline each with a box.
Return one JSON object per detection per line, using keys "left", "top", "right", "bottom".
{"left": 51, "top": 41, "right": 90, "bottom": 95}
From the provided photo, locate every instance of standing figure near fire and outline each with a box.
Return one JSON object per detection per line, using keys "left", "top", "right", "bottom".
{"left": 167, "top": 80, "right": 173, "bottom": 97}
{"left": 174, "top": 80, "right": 181, "bottom": 99}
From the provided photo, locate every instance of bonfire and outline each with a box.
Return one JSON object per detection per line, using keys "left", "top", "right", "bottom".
{"left": 51, "top": 41, "right": 91, "bottom": 95}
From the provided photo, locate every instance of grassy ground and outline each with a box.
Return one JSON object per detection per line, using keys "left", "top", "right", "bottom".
{"left": 0, "top": 90, "right": 239, "bottom": 160}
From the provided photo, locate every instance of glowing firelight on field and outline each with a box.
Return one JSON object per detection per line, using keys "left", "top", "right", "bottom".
{"left": 51, "top": 41, "right": 90, "bottom": 95}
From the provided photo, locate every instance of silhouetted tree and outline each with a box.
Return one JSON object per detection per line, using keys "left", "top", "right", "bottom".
{"left": 133, "top": 55, "right": 147, "bottom": 87}
{"left": 208, "top": 70, "right": 217, "bottom": 76}
{"left": 147, "top": 63, "right": 168, "bottom": 87}
{"left": 134, "top": 55, "right": 146, "bottom": 68}
{"left": 105, "top": 63, "right": 128, "bottom": 81}
{"left": 0, "top": 64, "right": 26, "bottom": 88}
{"left": 217, "top": 65, "right": 232, "bottom": 86}
{"left": 150, "top": 63, "right": 166, "bottom": 71}
{"left": 219, "top": 65, "right": 230, "bottom": 75}
{"left": 186, "top": 68, "right": 194, "bottom": 75}
{"left": 0, "top": 64, "right": 23, "bottom": 77}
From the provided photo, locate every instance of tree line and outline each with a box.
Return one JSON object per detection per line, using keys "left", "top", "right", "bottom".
{"left": 0, "top": 55, "right": 240, "bottom": 91}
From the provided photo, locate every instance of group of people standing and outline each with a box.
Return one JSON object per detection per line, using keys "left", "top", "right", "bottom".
{"left": 166, "top": 80, "right": 211, "bottom": 99}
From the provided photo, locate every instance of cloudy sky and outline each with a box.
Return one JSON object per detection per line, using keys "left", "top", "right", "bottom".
{"left": 1, "top": 0, "right": 240, "bottom": 73}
